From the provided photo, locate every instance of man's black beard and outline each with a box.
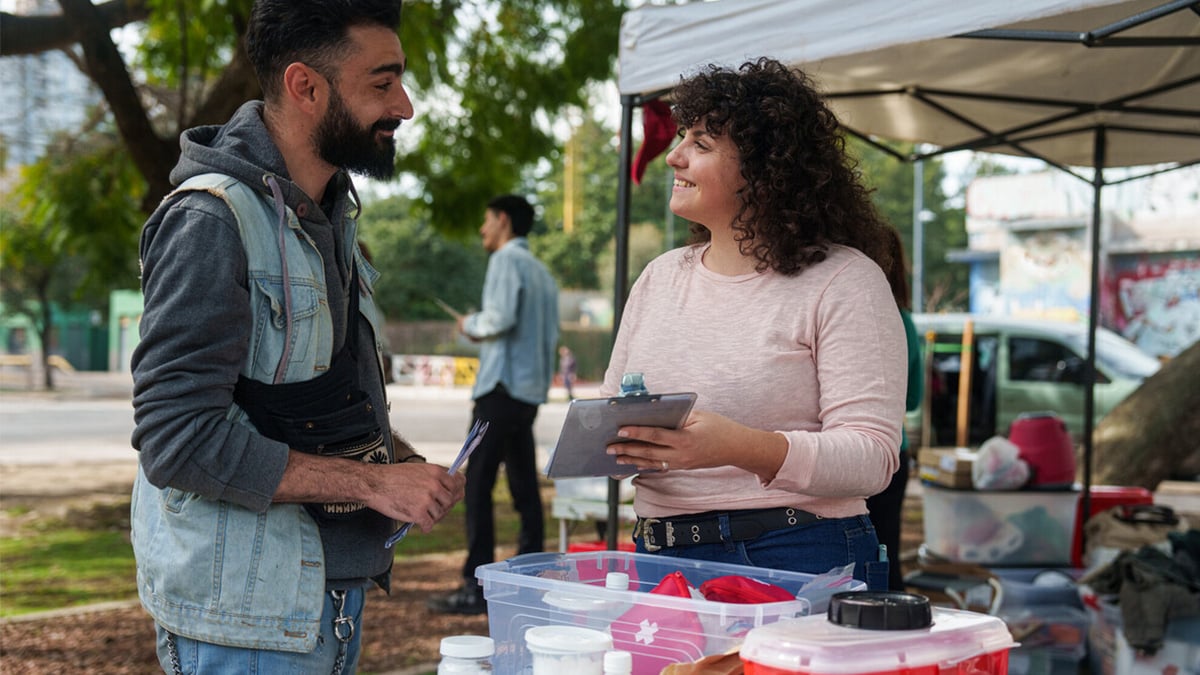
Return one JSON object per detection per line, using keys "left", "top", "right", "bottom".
{"left": 316, "top": 88, "right": 400, "bottom": 180}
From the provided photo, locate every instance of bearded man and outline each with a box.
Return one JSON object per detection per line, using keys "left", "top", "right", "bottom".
{"left": 128, "top": 2, "right": 464, "bottom": 672}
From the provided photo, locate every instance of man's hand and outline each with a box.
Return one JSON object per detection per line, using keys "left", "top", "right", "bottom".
{"left": 276, "top": 451, "right": 466, "bottom": 532}
{"left": 363, "top": 461, "right": 465, "bottom": 533}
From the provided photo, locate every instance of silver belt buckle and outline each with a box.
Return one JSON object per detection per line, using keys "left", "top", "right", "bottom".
{"left": 641, "top": 517, "right": 662, "bottom": 552}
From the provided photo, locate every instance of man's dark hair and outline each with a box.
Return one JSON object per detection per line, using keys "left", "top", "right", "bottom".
{"left": 487, "top": 195, "right": 535, "bottom": 237}
{"left": 246, "top": 0, "right": 402, "bottom": 102}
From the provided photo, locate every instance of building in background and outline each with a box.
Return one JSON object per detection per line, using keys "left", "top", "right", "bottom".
{"left": 957, "top": 168, "right": 1200, "bottom": 358}
{"left": 0, "top": 0, "right": 102, "bottom": 169}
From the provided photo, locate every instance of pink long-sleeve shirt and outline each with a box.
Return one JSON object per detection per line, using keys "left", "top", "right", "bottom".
{"left": 601, "top": 243, "right": 906, "bottom": 519}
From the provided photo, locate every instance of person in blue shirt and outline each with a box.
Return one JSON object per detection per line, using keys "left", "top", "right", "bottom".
{"left": 428, "top": 194, "right": 560, "bottom": 614}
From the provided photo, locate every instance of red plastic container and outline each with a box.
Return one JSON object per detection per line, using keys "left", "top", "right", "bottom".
{"left": 1008, "top": 412, "right": 1076, "bottom": 487}
{"left": 741, "top": 594, "right": 1015, "bottom": 675}
{"left": 1072, "top": 485, "right": 1153, "bottom": 567}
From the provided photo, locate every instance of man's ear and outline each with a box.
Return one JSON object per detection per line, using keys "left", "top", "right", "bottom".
{"left": 282, "top": 62, "right": 326, "bottom": 115}
{"left": 497, "top": 211, "right": 514, "bottom": 239}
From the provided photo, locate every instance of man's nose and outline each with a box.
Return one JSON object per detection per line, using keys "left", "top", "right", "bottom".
{"left": 393, "top": 85, "right": 414, "bottom": 120}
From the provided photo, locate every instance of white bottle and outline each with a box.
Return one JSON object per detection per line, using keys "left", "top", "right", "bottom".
{"left": 605, "top": 572, "right": 630, "bottom": 592}
{"left": 603, "top": 650, "right": 633, "bottom": 675}
{"left": 438, "top": 635, "right": 494, "bottom": 674}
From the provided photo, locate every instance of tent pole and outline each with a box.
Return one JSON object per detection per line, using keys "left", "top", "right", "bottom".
{"left": 607, "top": 94, "right": 637, "bottom": 551}
{"left": 912, "top": 158, "right": 925, "bottom": 312}
{"left": 1081, "top": 127, "right": 1106, "bottom": 558}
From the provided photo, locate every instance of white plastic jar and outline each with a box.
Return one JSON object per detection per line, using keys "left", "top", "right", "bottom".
{"left": 524, "top": 625, "right": 612, "bottom": 675}
{"left": 438, "top": 635, "right": 494, "bottom": 674}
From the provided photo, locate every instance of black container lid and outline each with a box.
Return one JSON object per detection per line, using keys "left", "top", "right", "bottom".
{"left": 827, "top": 591, "right": 932, "bottom": 630}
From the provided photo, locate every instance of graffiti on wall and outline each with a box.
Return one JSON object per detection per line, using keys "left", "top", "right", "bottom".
{"left": 999, "top": 229, "right": 1091, "bottom": 322}
{"left": 1103, "top": 254, "right": 1200, "bottom": 358}
{"left": 390, "top": 354, "right": 479, "bottom": 387}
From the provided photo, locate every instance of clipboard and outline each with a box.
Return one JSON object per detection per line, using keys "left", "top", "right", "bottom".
{"left": 544, "top": 392, "right": 698, "bottom": 478}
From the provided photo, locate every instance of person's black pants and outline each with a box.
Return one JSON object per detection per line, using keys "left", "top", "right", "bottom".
{"left": 866, "top": 453, "right": 910, "bottom": 591}
{"left": 461, "top": 385, "right": 544, "bottom": 583}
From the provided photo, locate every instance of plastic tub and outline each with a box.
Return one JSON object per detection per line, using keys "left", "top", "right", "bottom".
{"left": 476, "top": 551, "right": 865, "bottom": 675}
{"left": 740, "top": 595, "right": 1015, "bottom": 675}
{"left": 922, "top": 483, "right": 1077, "bottom": 565}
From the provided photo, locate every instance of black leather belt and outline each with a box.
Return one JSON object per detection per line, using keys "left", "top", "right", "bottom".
{"left": 635, "top": 507, "right": 822, "bottom": 552}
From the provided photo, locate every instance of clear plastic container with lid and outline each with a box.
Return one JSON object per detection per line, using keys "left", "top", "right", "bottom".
{"left": 438, "top": 635, "right": 494, "bottom": 674}
{"left": 740, "top": 592, "right": 1015, "bottom": 675}
{"left": 525, "top": 625, "right": 612, "bottom": 675}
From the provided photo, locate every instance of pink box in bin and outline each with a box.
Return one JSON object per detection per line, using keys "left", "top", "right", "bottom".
{"left": 475, "top": 551, "right": 865, "bottom": 675}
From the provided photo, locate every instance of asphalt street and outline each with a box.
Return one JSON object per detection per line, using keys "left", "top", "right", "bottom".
{"left": 0, "top": 369, "right": 592, "bottom": 473}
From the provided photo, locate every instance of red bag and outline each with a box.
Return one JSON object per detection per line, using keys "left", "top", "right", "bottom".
{"left": 610, "top": 571, "right": 707, "bottom": 675}
{"left": 699, "top": 575, "right": 794, "bottom": 604}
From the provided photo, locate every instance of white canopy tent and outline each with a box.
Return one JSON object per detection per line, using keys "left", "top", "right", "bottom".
{"left": 601, "top": 0, "right": 1200, "bottom": 548}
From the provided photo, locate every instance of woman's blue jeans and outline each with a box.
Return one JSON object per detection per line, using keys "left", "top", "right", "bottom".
{"left": 634, "top": 513, "right": 889, "bottom": 591}
{"left": 154, "top": 587, "right": 364, "bottom": 674}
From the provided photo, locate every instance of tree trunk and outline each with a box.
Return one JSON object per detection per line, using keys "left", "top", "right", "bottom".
{"left": 36, "top": 285, "right": 55, "bottom": 391}
{"left": 1091, "top": 340, "right": 1200, "bottom": 490}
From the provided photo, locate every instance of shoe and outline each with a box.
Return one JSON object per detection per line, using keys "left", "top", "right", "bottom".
{"left": 426, "top": 583, "right": 487, "bottom": 615}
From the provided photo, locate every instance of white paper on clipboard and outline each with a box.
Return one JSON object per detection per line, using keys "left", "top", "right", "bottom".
{"left": 543, "top": 392, "right": 697, "bottom": 478}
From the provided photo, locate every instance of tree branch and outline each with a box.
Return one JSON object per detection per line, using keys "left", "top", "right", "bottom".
{"left": 56, "top": 0, "right": 176, "bottom": 211}
{"left": 188, "top": 36, "right": 261, "bottom": 128}
{"left": 0, "top": 0, "right": 148, "bottom": 57}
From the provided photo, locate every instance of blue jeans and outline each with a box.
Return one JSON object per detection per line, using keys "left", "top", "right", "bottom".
{"left": 634, "top": 513, "right": 889, "bottom": 591}
{"left": 155, "top": 588, "right": 364, "bottom": 674}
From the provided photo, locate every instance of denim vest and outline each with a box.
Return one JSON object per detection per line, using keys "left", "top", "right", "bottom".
{"left": 131, "top": 173, "right": 386, "bottom": 653}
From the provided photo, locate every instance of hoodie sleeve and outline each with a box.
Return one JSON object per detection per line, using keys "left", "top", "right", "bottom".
{"left": 130, "top": 192, "right": 289, "bottom": 512}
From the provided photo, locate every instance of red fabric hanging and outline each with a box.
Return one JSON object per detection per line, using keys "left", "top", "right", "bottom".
{"left": 631, "top": 99, "right": 676, "bottom": 185}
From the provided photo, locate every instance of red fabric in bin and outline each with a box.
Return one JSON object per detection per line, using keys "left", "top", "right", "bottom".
{"left": 1073, "top": 486, "right": 1153, "bottom": 567}
{"left": 700, "top": 575, "right": 794, "bottom": 604}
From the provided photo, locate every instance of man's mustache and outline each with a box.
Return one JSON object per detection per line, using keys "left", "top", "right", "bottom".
{"left": 374, "top": 119, "right": 402, "bottom": 133}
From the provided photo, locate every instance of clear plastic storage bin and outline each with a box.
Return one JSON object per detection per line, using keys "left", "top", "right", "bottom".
{"left": 922, "top": 483, "right": 1078, "bottom": 565}
{"left": 476, "top": 551, "right": 865, "bottom": 675}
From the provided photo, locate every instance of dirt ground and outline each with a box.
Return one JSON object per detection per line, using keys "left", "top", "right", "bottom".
{"left": 0, "top": 461, "right": 927, "bottom": 674}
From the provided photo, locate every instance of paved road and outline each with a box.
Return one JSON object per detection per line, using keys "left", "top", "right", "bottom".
{"left": 0, "top": 370, "right": 587, "bottom": 472}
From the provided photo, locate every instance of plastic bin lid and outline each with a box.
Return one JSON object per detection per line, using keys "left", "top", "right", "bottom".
{"left": 827, "top": 591, "right": 932, "bottom": 630}
{"left": 741, "top": 606, "right": 1015, "bottom": 674}
{"left": 524, "top": 625, "right": 612, "bottom": 655}
{"left": 440, "top": 635, "right": 494, "bottom": 659}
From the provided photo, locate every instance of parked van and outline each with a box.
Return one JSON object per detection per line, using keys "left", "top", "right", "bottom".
{"left": 909, "top": 314, "right": 1161, "bottom": 447}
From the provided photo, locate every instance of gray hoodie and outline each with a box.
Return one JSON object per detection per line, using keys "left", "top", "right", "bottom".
{"left": 131, "top": 101, "right": 394, "bottom": 586}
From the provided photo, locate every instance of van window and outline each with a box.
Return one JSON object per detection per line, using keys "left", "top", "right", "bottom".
{"left": 1008, "top": 337, "right": 1109, "bottom": 384}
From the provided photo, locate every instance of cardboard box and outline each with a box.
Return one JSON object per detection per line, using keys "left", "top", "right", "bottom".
{"left": 918, "top": 447, "right": 977, "bottom": 489}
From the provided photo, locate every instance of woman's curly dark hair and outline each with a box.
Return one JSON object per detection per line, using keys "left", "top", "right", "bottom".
{"left": 671, "top": 57, "right": 892, "bottom": 276}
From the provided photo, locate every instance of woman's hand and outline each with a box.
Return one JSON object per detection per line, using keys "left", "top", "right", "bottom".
{"left": 605, "top": 410, "right": 787, "bottom": 480}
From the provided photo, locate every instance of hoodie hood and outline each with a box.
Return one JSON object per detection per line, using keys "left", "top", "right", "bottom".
{"left": 170, "top": 101, "right": 348, "bottom": 218}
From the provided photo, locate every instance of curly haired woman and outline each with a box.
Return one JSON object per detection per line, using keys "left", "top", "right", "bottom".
{"left": 601, "top": 58, "right": 906, "bottom": 590}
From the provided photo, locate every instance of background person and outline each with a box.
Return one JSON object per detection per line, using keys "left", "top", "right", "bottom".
{"left": 427, "top": 194, "right": 559, "bottom": 615}
{"left": 602, "top": 58, "right": 906, "bottom": 590}
{"left": 866, "top": 227, "right": 925, "bottom": 590}
{"left": 559, "top": 345, "right": 578, "bottom": 399}
{"left": 129, "top": 1, "right": 464, "bottom": 671}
